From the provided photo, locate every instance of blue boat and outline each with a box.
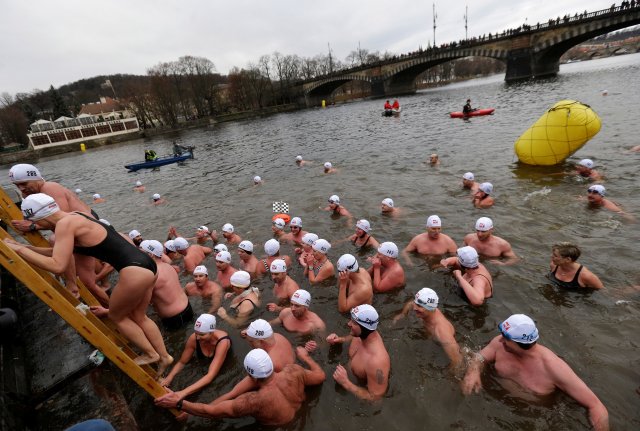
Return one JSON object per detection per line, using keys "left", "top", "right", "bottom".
{"left": 124, "top": 148, "right": 194, "bottom": 172}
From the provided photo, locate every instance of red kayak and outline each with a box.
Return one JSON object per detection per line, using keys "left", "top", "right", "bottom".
{"left": 450, "top": 108, "right": 495, "bottom": 118}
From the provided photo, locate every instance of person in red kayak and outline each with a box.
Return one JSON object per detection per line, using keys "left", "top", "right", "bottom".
{"left": 392, "top": 99, "right": 400, "bottom": 110}
{"left": 383, "top": 100, "right": 392, "bottom": 110}
{"left": 463, "top": 99, "right": 475, "bottom": 115}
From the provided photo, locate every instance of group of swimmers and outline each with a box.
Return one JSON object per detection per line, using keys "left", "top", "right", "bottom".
{"left": 5, "top": 152, "right": 627, "bottom": 429}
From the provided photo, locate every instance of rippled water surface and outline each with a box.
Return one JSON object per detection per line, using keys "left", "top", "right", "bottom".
{"left": 3, "top": 54, "right": 640, "bottom": 430}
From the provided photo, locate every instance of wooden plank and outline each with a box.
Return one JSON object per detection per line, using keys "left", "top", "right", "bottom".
{"left": 0, "top": 238, "right": 178, "bottom": 416}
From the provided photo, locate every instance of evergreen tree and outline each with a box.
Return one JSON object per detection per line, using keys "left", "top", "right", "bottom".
{"left": 49, "top": 85, "right": 70, "bottom": 118}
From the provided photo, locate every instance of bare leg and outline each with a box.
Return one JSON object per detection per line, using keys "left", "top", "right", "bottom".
{"left": 108, "top": 267, "right": 167, "bottom": 364}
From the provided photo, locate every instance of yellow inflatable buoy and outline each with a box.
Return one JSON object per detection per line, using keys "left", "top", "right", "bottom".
{"left": 514, "top": 100, "right": 601, "bottom": 166}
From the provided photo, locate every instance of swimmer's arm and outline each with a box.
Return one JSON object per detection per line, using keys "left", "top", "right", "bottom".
{"left": 207, "top": 287, "right": 223, "bottom": 314}
{"left": 581, "top": 269, "right": 604, "bottom": 290}
{"left": 454, "top": 271, "right": 486, "bottom": 306}
{"left": 549, "top": 358, "right": 609, "bottom": 431}
{"left": 354, "top": 362, "right": 388, "bottom": 401}
{"left": 161, "top": 336, "right": 196, "bottom": 387}
{"left": 461, "top": 338, "right": 498, "bottom": 395}
{"left": 296, "top": 347, "right": 326, "bottom": 386}
{"left": 177, "top": 338, "right": 230, "bottom": 399}
{"left": 218, "top": 300, "right": 255, "bottom": 327}
{"left": 201, "top": 246, "right": 213, "bottom": 256}
{"left": 438, "top": 334, "right": 463, "bottom": 369}
{"left": 210, "top": 376, "right": 257, "bottom": 406}
{"left": 326, "top": 333, "right": 353, "bottom": 345}
{"left": 95, "top": 262, "right": 114, "bottom": 281}
{"left": 337, "top": 274, "right": 350, "bottom": 313}
{"left": 13, "top": 221, "right": 74, "bottom": 274}
{"left": 393, "top": 300, "right": 414, "bottom": 323}
{"left": 310, "top": 263, "right": 334, "bottom": 284}
{"left": 401, "top": 241, "right": 417, "bottom": 266}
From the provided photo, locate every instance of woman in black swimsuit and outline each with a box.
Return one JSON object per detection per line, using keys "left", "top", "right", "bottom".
{"left": 160, "top": 313, "right": 231, "bottom": 399}
{"left": 8, "top": 194, "right": 172, "bottom": 372}
{"left": 217, "top": 270, "right": 261, "bottom": 327}
{"left": 548, "top": 243, "right": 604, "bottom": 289}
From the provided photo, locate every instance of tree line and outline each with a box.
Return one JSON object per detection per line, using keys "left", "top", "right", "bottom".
{"left": 1, "top": 49, "right": 505, "bottom": 149}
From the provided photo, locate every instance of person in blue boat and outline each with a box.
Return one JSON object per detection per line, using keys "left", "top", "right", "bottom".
{"left": 145, "top": 149, "right": 158, "bottom": 161}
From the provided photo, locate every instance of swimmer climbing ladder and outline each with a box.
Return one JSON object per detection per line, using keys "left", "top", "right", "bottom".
{"left": 0, "top": 189, "right": 178, "bottom": 416}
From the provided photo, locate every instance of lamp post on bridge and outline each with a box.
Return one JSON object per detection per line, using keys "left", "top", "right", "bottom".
{"left": 433, "top": 3, "right": 438, "bottom": 47}
{"left": 464, "top": 5, "right": 468, "bottom": 40}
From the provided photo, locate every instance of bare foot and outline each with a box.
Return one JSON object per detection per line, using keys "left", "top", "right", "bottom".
{"left": 134, "top": 353, "right": 160, "bottom": 366}
{"left": 156, "top": 355, "right": 174, "bottom": 377}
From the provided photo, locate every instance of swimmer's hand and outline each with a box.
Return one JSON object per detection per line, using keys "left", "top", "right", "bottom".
{"left": 296, "top": 346, "right": 312, "bottom": 360}
{"left": 461, "top": 372, "right": 482, "bottom": 395}
{"left": 392, "top": 312, "right": 405, "bottom": 324}
{"left": 216, "top": 307, "right": 228, "bottom": 319}
{"left": 304, "top": 340, "right": 318, "bottom": 352}
{"left": 267, "top": 303, "right": 281, "bottom": 313}
{"left": 90, "top": 306, "right": 109, "bottom": 318}
{"left": 159, "top": 376, "right": 173, "bottom": 387}
{"left": 338, "top": 270, "right": 349, "bottom": 282}
{"left": 3, "top": 238, "right": 24, "bottom": 250}
{"left": 326, "top": 333, "right": 343, "bottom": 345}
{"left": 154, "top": 389, "right": 180, "bottom": 409}
{"left": 294, "top": 247, "right": 303, "bottom": 255}
{"left": 332, "top": 364, "right": 350, "bottom": 386}
{"left": 224, "top": 292, "right": 234, "bottom": 299}
{"left": 10, "top": 220, "right": 32, "bottom": 233}
{"left": 240, "top": 329, "right": 248, "bottom": 338}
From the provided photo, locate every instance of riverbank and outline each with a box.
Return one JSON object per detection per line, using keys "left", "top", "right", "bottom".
{"left": 0, "top": 103, "right": 299, "bottom": 166}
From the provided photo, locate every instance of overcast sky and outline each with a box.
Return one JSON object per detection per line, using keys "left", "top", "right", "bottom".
{"left": 0, "top": 0, "right": 616, "bottom": 96}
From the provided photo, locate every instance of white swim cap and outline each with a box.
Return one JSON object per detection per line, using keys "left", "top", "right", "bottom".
{"left": 135, "top": 181, "right": 142, "bottom": 187}
{"left": 579, "top": 159, "right": 594, "bottom": 169}
{"left": 289, "top": 217, "right": 302, "bottom": 227}
{"left": 350, "top": 304, "right": 379, "bottom": 330}
{"left": 479, "top": 182, "right": 493, "bottom": 195}
{"left": 128, "top": 229, "right": 141, "bottom": 239}
{"left": 98, "top": 218, "right": 110, "bottom": 226}
{"left": 415, "top": 288, "right": 439, "bottom": 311}
{"left": 272, "top": 218, "right": 285, "bottom": 230}
{"left": 9, "top": 164, "right": 42, "bottom": 183}
{"left": 291, "top": 289, "right": 311, "bottom": 307}
{"left": 463, "top": 172, "right": 474, "bottom": 181}
{"left": 247, "top": 319, "right": 273, "bottom": 339}
{"left": 164, "top": 240, "right": 176, "bottom": 252}
{"left": 426, "top": 215, "right": 441, "bottom": 228}
{"left": 296, "top": 155, "right": 303, "bottom": 161}
{"left": 194, "top": 313, "right": 216, "bottom": 333}
{"left": 324, "top": 162, "right": 332, "bottom": 169}
{"left": 173, "top": 237, "right": 190, "bottom": 251}
{"left": 193, "top": 265, "right": 208, "bottom": 276}
{"left": 152, "top": 193, "right": 161, "bottom": 200}
{"left": 264, "top": 239, "right": 280, "bottom": 256}
{"left": 457, "top": 246, "right": 479, "bottom": 268}
{"left": 356, "top": 219, "right": 371, "bottom": 233}
{"left": 239, "top": 240, "right": 254, "bottom": 253}
{"left": 21, "top": 193, "right": 59, "bottom": 221}
{"left": 301, "top": 233, "right": 318, "bottom": 246}
{"left": 328, "top": 194, "right": 340, "bottom": 205}
{"left": 140, "top": 239, "right": 163, "bottom": 257}
{"left": 588, "top": 184, "right": 605, "bottom": 196}
{"left": 381, "top": 198, "right": 394, "bottom": 208}
{"left": 93, "top": 193, "right": 101, "bottom": 200}
{"left": 475, "top": 217, "right": 493, "bottom": 232}
{"left": 215, "top": 250, "right": 231, "bottom": 263}
{"left": 214, "top": 243, "right": 228, "bottom": 253}
{"left": 244, "top": 348, "right": 274, "bottom": 379}
{"left": 378, "top": 241, "right": 398, "bottom": 259}
{"left": 337, "top": 254, "right": 359, "bottom": 272}
{"left": 270, "top": 259, "right": 287, "bottom": 273}
{"left": 499, "top": 314, "right": 539, "bottom": 344}
{"left": 253, "top": 176, "right": 262, "bottom": 183}
{"left": 312, "top": 239, "right": 331, "bottom": 254}
{"left": 198, "top": 225, "right": 209, "bottom": 233}
{"left": 222, "top": 223, "right": 234, "bottom": 233}
{"left": 74, "top": 188, "right": 82, "bottom": 194}
{"left": 230, "top": 270, "right": 251, "bottom": 288}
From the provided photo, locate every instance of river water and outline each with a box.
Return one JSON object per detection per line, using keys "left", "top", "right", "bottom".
{"left": 2, "top": 53, "right": 640, "bottom": 430}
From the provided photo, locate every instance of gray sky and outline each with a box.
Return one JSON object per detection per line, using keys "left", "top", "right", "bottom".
{"left": 0, "top": 0, "right": 614, "bottom": 96}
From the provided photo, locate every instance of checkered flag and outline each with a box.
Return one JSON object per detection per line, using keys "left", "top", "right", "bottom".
{"left": 272, "top": 201, "right": 289, "bottom": 214}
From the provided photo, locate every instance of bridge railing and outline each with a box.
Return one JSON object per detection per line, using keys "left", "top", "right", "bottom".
{"left": 304, "top": 3, "right": 638, "bottom": 84}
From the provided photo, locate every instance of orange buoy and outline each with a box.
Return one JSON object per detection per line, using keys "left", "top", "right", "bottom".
{"left": 272, "top": 213, "right": 291, "bottom": 224}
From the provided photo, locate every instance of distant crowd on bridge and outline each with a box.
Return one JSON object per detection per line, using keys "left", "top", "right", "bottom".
{"left": 310, "top": 2, "right": 638, "bottom": 82}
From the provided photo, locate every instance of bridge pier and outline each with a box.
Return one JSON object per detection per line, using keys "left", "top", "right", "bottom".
{"left": 505, "top": 49, "right": 559, "bottom": 81}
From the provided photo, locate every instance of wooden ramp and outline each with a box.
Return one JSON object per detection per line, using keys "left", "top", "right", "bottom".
{"left": 0, "top": 188, "right": 178, "bottom": 416}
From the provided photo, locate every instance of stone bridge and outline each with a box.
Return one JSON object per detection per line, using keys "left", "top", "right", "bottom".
{"left": 302, "top": 5, "right": 640, "bottom": 107}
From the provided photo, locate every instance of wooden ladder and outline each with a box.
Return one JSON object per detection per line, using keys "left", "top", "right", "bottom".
{"left": 0, "top": 188, "right": 178, "bottom": 416}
